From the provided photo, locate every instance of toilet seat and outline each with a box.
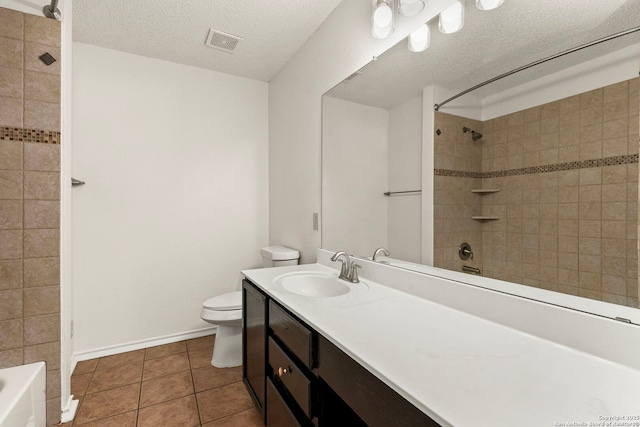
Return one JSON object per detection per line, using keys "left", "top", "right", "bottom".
{"left": 203, "top": 291, "right": 242, "bottom": 311}
{"left": 200, "top": 308, "right": 241, "bottom": 322}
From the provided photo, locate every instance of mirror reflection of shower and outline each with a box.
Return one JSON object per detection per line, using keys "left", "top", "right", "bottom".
{"left": 462, "top": 127, "right": 483, "bottom": 141}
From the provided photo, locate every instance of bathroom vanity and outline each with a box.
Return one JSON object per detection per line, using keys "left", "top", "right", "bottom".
{"left": 241, "top": 250, "right": 640, "bottom": 426}
{"left": 242, "top": 278, "right": 437, "bottom": 426}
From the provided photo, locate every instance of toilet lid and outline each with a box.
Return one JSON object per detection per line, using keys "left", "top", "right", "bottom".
{"left": 203, "top": 291, "right": 242, "bottom": 311}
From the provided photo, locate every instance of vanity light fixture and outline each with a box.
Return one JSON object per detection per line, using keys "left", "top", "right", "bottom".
{"left": 438, "top": 0, "right": 465, "bottom": 34}
{"left": 408, "top": 23, "right": 430, "bottom": 52}
{"left": 372, "top": 0, "right": 394, "bottom": 39}
{"left": 475, "top": 0, "right": 504, "bottom": 11}
{"left": 398, "top": 0, "right": 425, "bottom": 17}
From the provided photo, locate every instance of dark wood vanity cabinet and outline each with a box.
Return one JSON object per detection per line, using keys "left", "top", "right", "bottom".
{"left": 242, "top": 278, "right": 440, "bottom": 427}
{"left": 317, "top": 335, "right": 440, "bottom": 427}
{"left": 243, "top": 279, "right": 317, "bottom": 425}
{"left": 242, "top": 279, "right": 268, "bottom": 415}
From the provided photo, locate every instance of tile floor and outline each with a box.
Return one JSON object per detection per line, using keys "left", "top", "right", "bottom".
{"left": 62, "top": 335, "right": 264, "bottom": 427}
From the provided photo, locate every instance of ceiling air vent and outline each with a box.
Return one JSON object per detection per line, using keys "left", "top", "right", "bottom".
{"left": 205, "top": 29, "right": 243, "bottom": 53}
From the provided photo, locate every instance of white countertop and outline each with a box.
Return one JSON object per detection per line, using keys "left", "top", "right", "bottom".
{"left": 242, "top": 262, "right": 640, "bottom": 427}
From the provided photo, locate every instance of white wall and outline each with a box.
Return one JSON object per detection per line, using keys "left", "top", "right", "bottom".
{"left": 72, "top": 43, "right": 269, "bottom": 354}
{"left": 388, "top": 95, "right": 422, "bottom": 263}
{"left": 269, "top": 0, "right": 456, "bottom": 264}
{"left": 322, "top": 96, "right": 388, "bottom": 256}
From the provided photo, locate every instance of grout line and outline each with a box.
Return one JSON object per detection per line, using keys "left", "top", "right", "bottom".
{"left": 187, "top": 342, "right": 203, "bottom": 426}
{"left": 71, "top": 360, "right": 99, "bottom": 426}
{"left": 136, "top": 348, "right": 145, "bottom": 426}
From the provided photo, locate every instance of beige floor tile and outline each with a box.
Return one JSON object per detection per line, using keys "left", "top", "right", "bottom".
{"left": 95, "top": 349, "right": 144, "bottom": 371}
{"left": 145, "top": 341, "right": 187, "bottom": 360}
{"left": 68, "top": 340, "right": 260, "bottom": 426}
{"left": 143, "top": 352, "right": 190, "bottom": 381}
{"left": 71, "top": 371, "right": 92, "bottom": 398}
{"left": 139, "top": 370, "right": 194, "bottom": 408}
{"left": 74, "top": 383, "right": 140, "bottom": 425}
{"left": 137, "top": 395, "right": 200, "bottom": 427}
{"left": 74, "top": 410, "right": 137, "bottom": 427}
{"left": 197, "top": 381, "right": 254, "bottom": 424}
{"left": 192, "top": 365, "right": 241, "bottom": 393}
{"left": 201, "top": 407, "right": 263, "bottom": 427}
{"left": 188, "top": 348, "right": 213, "bottom": 369}
{"left": 186, "top": 335, "right": 215, "bottom": 352}
{"left": 74, "top": 359, "right": 98, "bottom": 375}
{"left": 87, "top": 363, "right": 143, "bottom": 394}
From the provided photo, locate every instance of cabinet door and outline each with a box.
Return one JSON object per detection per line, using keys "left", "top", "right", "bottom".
{"left": 318, "top": 335, "right": 440, "bottom": 427}
{"left": 243, "top": 279, "right": 267, "bottom": 413}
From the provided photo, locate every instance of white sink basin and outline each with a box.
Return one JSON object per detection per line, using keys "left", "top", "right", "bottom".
{"left": 274, "top": 271, "right": 350, "bottom": 297}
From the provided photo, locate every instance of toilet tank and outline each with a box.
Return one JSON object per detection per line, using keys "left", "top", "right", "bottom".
{"left": 261, "top": 246, "right": 300, "bottom": 267}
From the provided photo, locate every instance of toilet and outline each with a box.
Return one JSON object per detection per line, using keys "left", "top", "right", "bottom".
{"left": 200, "top": 246, "right": 300, "bottom": 367}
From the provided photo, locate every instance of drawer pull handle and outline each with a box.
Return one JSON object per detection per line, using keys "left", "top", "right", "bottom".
{"left": 278, "top": 366, "right": 292, "bottom": 376}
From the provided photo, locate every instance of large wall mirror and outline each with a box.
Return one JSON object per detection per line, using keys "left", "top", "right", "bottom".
{"left": 322, "top": 0, "right": 640, "bottom": 315}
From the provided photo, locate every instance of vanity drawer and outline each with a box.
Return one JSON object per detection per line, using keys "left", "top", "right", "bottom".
{"left": 269, "top": 301, "right": 315, "bottom": 369}
{"left": 269, "top": 337, "right": 313, "bottom": 418}
{"left": 267, "top": 377, "right": 302, "bottom": 427}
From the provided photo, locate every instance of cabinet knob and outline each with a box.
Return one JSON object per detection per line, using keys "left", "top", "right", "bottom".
{"left": 278, "top": 366, "right": 292, "bottom": 376}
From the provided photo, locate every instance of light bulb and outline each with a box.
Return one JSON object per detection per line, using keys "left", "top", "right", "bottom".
{"left": 408, "top": 24, "right": 430, "bottom": 52}
{"left": 372, "top": 0, "right": 393, "bottom": 39}
{"left": 398, "top": 0, "right": 425, "bottom": 17}
{"left": 476, "top": 0, "right": 504, "bottom": 10}
{"left": 374, "top": 2, "right": 393, "bottom": 27}
{"left": 439, "top": 1, "right": 464, "bottom": 34}
{"left": 372, "top": 23, "right": 394, "bottom": 39}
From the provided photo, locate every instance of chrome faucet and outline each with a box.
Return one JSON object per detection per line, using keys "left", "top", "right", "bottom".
{"left": 330, "top": 251, "right": 360, "bottom": 283}
{"left": 372, "top": 247, "right": 390, "bottom": 262}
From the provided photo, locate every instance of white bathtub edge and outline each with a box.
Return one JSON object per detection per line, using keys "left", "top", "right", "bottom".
{"left": 0, "top": 362, "right": 46, "bottom": 427}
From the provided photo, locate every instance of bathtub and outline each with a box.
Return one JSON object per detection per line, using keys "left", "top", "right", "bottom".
{"left": 0, "top": 362, "right": 46, "bottom": 427}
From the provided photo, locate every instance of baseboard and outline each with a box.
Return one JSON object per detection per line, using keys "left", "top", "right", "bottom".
{"left": 60, "top": 395, "right": 79, "bottom": 423}
{"left": 71, "top": 327, "right": 216, "bottom": 374}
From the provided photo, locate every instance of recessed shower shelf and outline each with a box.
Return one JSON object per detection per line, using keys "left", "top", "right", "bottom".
{"left": 471, "top": 189, "right": 500, "bottom": 194}
{"left": 471, "top": 216, "right": 501, "bottom": 221}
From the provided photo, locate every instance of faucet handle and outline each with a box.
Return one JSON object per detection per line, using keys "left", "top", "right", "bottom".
{"left": 349, "top": 263, "right": 361, "bottom": 283}
{"left": 331, "top": 251, "right": 351, "bottom": 280}
{"left": 332, "top": 258, "right": 348, "bottom": 280}
{"left": 338, "top": 259, "right": 349, "bottom": 279}
{"left": 458, "top": 242, "right": 473, "bottom": 260}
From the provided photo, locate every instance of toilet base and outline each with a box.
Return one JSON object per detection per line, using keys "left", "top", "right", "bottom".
{"left": 212, "top": 324, "right": 242, "bottom": 368}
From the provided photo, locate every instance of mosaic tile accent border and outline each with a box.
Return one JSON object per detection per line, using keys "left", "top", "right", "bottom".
{"left": 435, "top": 154, "right": 639, "bottom": 178}
{"left": 0, "top": 126, "right": 61, "bottom": 144}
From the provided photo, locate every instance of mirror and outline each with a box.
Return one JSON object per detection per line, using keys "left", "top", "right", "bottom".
{"left": 322, "top": 0, "right": 640, "bottom": 312}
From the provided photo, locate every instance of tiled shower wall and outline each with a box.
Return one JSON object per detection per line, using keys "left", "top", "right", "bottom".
{"left": 434, "top": 78, "right": 640, "bottom": 309}
{"left": 0, "top": 7, "right": 62, "bottom": 426}
{"left": 433, "top": 113, "right": 484, "bottom": 273}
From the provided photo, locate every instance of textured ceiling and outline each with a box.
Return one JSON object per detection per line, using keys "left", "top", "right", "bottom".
{"left": 326, "top": 0, "right": 640, "bottom": 109}
{"left": 72, "top": 0, "right": 343, "bottom": 82}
